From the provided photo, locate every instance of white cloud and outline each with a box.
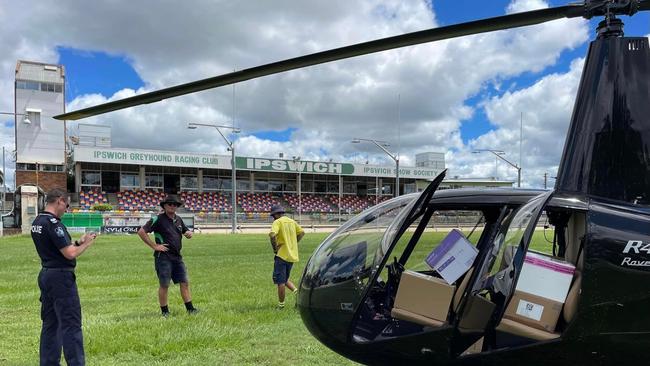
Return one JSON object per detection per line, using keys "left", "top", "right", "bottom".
{"left": 464, "top": 57, "right": 585, "bottom": 187}
{"left": 0, "top": 0, "right": 597, "bottom": 190}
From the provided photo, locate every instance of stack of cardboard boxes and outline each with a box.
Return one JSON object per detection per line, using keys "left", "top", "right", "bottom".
{"left": 503, "top": 252, "right": 576, "bottom": 333}
{"left": 391, "top": 230, "right": 478, "bottom": 327}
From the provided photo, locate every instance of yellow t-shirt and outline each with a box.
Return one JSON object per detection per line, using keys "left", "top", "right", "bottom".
{"left": 271, "top": 216, "right": 304, "bottom": 263}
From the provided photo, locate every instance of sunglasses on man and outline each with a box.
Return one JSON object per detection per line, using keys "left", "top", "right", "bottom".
{"left": 59, "top": 198, "right": 70, "bottom": 209}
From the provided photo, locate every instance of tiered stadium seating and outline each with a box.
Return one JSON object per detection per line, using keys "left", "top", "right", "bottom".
{"left": 117, "top": 189, "right": 166, "bottom": 211}
{"left": 79, "top": 189, "right": 108, "bottom": 210}
{"left": 111, "top": 188, "right": 391, "bottom": 213}
{"left": 283, "top": 194, "right": 334, "bottom": 213}
{"left": 238, "top": 193, "right": 280, "bottom": 213}
{"left": 181, "top": 191, "right": 232, "bottom": 212}
{"left": 328, "top": 195, "right": 389, "bottom": 213}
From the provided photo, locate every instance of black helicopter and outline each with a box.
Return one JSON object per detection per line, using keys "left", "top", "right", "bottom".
{"left": 55, "top": 0, "right": 650, "bottom": 364}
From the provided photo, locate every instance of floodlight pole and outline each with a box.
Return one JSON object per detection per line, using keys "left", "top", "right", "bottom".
{"left": 473, "top": 149, "right": 521, "bottom": 187}
{"left": 352, "top": 138, "right": 399, "bottom": 197}
{"left": 188, "top": 122, "right": 241, "bottom": 233}
{"left": 292, "top": 156, "right": 302, "bottom": 224}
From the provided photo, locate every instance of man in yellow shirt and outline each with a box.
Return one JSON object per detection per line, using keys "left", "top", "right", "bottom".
{"left": 269, "top": 205, "right": 304, "bottom": 309}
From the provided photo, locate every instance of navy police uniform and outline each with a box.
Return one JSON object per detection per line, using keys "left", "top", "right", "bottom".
{"left": 32, "top": 211, "right": 85, "bottom": 366}
{"left": 141, "top": 213, "right": 190, "bottom": 287}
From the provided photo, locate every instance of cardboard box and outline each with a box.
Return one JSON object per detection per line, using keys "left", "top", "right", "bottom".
{"left": 425, "top": 229, "right": 478, "bottom": 285}
{"left": 504, "top": 290, "right": 564, "bottom": 332}
{"left": 516, "top": 252, "right": 575, "bottom": 303}
{"left": 393, "top": 270, "right": 455, "bottom": 324}
{"left": 503, "top": 253, "right": 575, "bottom": 332}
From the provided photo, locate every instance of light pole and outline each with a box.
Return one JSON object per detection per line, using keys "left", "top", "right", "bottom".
{"left": 352, "top": 138, "right": 400, "bottom": 197}
{"left": 188, "top": 123, "right": 241, "bottom": 233}
{"left": 473, "top": 149, "right": 522, "bottom": 187}
{"left": 292, "top": 156, "right": 302, "bottom": 224}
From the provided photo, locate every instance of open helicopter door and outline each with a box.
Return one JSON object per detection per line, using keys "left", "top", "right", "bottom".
{"left": 298, "top": 171, "right": 448, "bottom": 365}
{"left": 347, "top": 170, "right": 459, "bottom": 365}
{"left": 453, "top": 190, "right": 556, "bottom": 359}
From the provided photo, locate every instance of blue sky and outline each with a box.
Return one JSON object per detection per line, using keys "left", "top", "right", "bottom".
{"left": 55, "top": 2, "right": 649, "bottom": 145}
{"left": 2, "top": 0, "right": 649, "bottom": 189}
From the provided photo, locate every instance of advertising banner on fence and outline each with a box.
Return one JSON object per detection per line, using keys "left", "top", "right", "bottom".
{"left": 102, "top": 226, "right": 141, "bottom": 234}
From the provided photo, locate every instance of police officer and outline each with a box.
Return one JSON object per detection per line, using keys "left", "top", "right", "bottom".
{"left": 137, "top": 194, "right": 197, "bottom": 317}
{"left": 32, "top": 188, "right": 97, "bottom": 366}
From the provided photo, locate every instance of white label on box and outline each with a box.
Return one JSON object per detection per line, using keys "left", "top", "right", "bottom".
{"left": 516, "top": 253, "right": 575, "bottom": 303}
{"left": 516, "top": 300, "right": 544, "bottom": 321}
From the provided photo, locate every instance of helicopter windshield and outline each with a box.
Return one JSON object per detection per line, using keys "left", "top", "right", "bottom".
{"left": 302, "top": 194, "right": 418, "bottom": 296}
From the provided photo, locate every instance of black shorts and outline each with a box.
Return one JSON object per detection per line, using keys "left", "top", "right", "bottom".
{"left": 154, "top": 255, "right": 188, "bottom": 287}
{"left": 272, "top": 256, "right": 294, "bottom": 285}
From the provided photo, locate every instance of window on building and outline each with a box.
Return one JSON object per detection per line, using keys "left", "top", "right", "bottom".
{"left": 25, "top": 110, "right": 41, "bottom": 127}
{"left": 382, "top": 184, "right": 393, "bottom": 195}
{"left": 343, "top": 183, "right": 356, "bottom": 194}
{"left": 237, "top": 179, "right": 250, "bottom": 191}
{"left": 284, "top": 179, "right": 296, "bottom": 192}
{"left": 82, "top": 171, "right": 101, "bottom": 186}
{"left": 203, "top": 176, "right": 219, "bottom": 190}
{"left": 40, "top": 164, "right": 64, "bottom": 172}
{"left": 181, "top": 175, "right": 198, "bottom": 190}
{"left": 16, "top": 80, "right": 62, "bottom": 93}
{"left": 16, "top": 80, "right": 40, "bottom": 91}
{"left": 16, "top": 163, "right": 37, "bottom": 171}
{"left": 120, "top": 173, "right": 140, "bottom": 188}
{"left": 145, "top": 174, "right": 163, "bottom": 188}
{"left": 314, "top": 181, "right": 326, "bottom": 193}
{"left": 268, "top": 181, "right": 283, "bottom": 192}
{"left": 220, "top": 178, "right": 232, "bottom": 190}
{"left": 327, "top": 181, "right": 339, "bottom": 193}
{"left": 254, "top": 180, "right": 268, "bottom": 192}
{"left": 301, "top": 179, "right": 313, "bottom": 193}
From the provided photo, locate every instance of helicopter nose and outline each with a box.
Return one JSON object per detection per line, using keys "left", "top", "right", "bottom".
{"left": 297, "top": 274, "right": 357, "bottom": 345}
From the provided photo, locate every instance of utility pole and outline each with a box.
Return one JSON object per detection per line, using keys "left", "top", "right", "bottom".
{"left": 544, "top": 172, "right": 548, "bottom": 189}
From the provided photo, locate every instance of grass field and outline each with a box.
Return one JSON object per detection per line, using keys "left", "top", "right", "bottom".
{"left": 0, "top": 230, "right": 554, "bottom": 365}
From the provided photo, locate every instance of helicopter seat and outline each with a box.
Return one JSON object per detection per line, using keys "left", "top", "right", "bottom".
{"left": 496, "top": 318, "right": 560, "bottom": 341}
{"left": 391, "top": 308, "right": 445, "bottom": 327}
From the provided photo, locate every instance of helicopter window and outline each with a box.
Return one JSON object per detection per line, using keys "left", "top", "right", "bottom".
{"left": 302, "top": 194, "right": 416, "bottom": 291}
{"left": 349, "top": 209, "right": 488, "bottom": 342}
{"left": 394, "top": 210, "right": 484, "bottom": 273}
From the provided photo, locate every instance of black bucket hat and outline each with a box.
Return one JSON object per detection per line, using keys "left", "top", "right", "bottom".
{"left": 270, "top": 204, "right": 285, "bottom": 215}
{"left": 160, "top": 194, "right": 183, "bottom": 207}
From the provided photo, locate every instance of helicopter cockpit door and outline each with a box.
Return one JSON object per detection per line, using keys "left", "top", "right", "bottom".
{"left": 454, "top": 190, "right": 555, "bottom": 358}
{"left": 336, "top": 171, "right": 472, "bottom": 365}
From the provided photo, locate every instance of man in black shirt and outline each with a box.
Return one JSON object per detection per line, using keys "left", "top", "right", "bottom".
{"left": 32, "top": 188, "right": 97, "bottom": 366}
{"left": 137, "top": 194, "right": 197, "bottom": 316}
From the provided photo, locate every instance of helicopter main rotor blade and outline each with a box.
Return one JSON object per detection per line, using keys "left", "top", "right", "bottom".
{"left": 55, "top": 5, "right": 584, "bottom": 121}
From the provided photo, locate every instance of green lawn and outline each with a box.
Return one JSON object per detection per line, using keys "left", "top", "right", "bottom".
{"left": 0, "top": 232, "right": 358, "bottom": 366}
{"left": 0, "top": 229, "right": 555, "bottom": 365}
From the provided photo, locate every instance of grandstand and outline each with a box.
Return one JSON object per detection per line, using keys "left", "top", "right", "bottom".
{"left": 68, "top": 143, "right": 449, "bottom": 221}
{"left": 7, "top": 60, "right": 513, "bottom": 234}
